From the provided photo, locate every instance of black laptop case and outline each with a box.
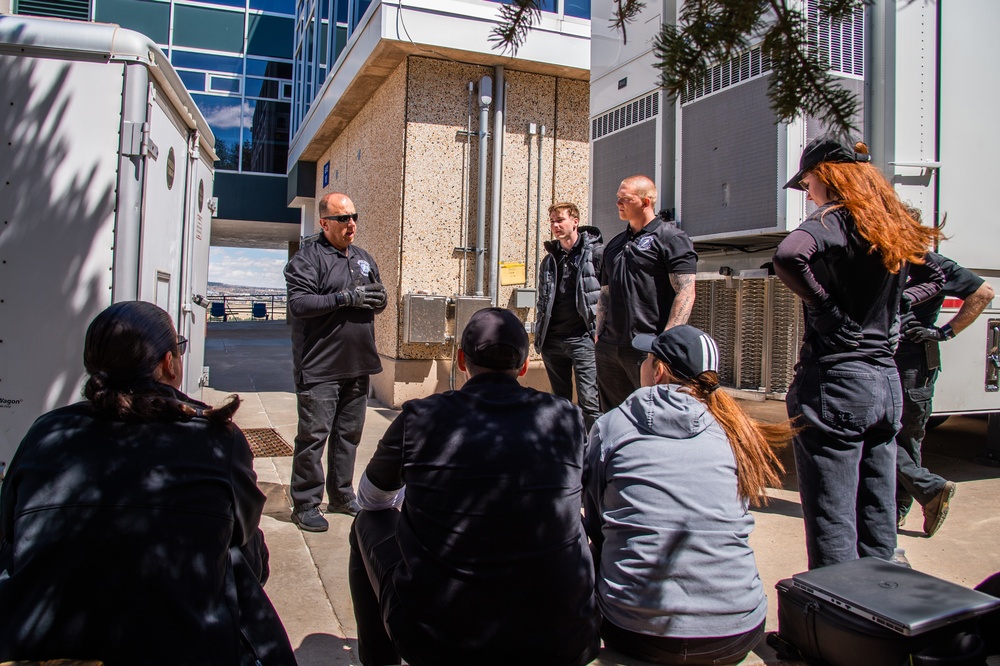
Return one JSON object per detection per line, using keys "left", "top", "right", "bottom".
{"left": 775, "top": 578, "right": 986, "bottom": 666}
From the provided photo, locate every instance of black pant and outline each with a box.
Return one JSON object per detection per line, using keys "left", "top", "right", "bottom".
{"left": 894, "top": 349, "right": 946, "bottom": 519}
{"left": 786, "top": 361, "right": 901, "bottom": 569}
{"left": 541, "top": 334, "right": 601, "bottom": 430}
{"left": 601, "top": 618, "right": 764, "bottom": 665}
{"left": 291, "top": 376, "right": 368, "bottom": 510}
{"left": 349, "top": 510, "right": 422, "bottom": 666}
{"left": 595, "top": 340, "right": 644, "bottom": 412}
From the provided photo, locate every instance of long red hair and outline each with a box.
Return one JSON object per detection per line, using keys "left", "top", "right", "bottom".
{"left": 812, "top": 142, "right": 943, "bottom": 272}
{"left": 655, "top": 360, "right": 792, "bottom": 507}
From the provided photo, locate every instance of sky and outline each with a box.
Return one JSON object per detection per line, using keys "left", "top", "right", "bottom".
{"left": 209, "top": 247, "right": 287, "bottom": 289}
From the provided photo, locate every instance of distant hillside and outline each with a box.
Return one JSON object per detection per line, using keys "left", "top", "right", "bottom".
{"left": 208, "top": 282, "right": 286, "bottom": 295}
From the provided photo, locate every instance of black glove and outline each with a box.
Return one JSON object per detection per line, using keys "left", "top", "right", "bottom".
{"left": 807, "top": 297, "right": 862, "bottom": 352}
{"left": 904, "top": 325, "right": 946, "bottom": 344}
{"left": 340, "top": 283, "right": 386, "bottom": 309}
{"left": 364, "top": 283, "right": 388, "bottom": 308}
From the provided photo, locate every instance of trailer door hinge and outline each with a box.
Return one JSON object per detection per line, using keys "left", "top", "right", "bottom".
{"left": 121, "top": 121, "right": 158, "bottom": 160}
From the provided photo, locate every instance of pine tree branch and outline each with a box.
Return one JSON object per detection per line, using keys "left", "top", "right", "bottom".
{"left": 489, "top": 0, "right": 543, "bottom": 55}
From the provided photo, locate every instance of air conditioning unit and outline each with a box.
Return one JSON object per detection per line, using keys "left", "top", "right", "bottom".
{"left": 677, "top": 0, "right": 866, "bottom": 243}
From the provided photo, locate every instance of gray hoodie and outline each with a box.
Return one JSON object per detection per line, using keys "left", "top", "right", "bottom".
{"left": 584, "top": 384, "right": 767, "bottom": 637}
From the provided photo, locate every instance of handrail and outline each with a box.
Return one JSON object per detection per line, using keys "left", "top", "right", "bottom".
{"left": 207, "top": 293, "right": 287, "bottom": 321}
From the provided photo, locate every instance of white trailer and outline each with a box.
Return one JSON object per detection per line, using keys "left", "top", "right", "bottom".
{"left": 589, "top": 0, "right": 999, "bottom": 428}
{"left": 0, "top": 15, "right": 217, "bottom": 466}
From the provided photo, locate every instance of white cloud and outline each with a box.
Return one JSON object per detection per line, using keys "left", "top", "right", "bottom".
{"left": 209, "top": 248, "right": 287, "bottom": 289}
{"left": 201, "top": 100, "right": 254, "bottom": 130}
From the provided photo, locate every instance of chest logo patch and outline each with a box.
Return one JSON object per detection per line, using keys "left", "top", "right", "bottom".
{"left": 357, "top": 259, "right": 371, "bottom": 276}
{"left": 634, "top": 235, "right": 654, "bottom": 251}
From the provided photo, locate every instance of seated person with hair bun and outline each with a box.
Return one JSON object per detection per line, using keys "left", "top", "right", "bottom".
{"left": 585, "top": 325, "right": 793, "bottom": 665}
{"left": 0, "top": 301, "right": 295, "bottom": 665}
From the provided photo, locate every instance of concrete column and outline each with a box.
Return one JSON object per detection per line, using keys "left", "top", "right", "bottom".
{"left": 300, "top": 203, "right": 317, "bottom": 239}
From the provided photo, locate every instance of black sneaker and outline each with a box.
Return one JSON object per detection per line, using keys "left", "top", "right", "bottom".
{"left": 292, "top": 506, "right": 329, "bottom": 532}
{"left": 327, "top": 498, "right": 362, "bottom": 517}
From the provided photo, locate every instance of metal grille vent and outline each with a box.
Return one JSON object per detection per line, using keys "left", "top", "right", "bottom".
{"left": 591, "top": 92, "right": 659, "bottom": 140}
{"left": 681, "top": 46, "right": 772, "bottom": 105}
{"left": 807, "top": 0, "right": 865, "bottom": 78}
{"left": 713, "top": 282, "right": 739, "bottom": 386}
{"left": 682, "top": 1, "right": 864, "bottom": 106}
{"left": 738, "top": 279, "right": 767, "bottom": 390}
{"left": 15, "top": 0, "right": 90, "bottom": 20}
{"left": 243, "top": 428, "right": 294, "bottom": 458}
{"left": 769, "top": 280, "right": 803, "bottom": 394}
{"left": 687, "top": 280, "right": 714, "bottom": 335}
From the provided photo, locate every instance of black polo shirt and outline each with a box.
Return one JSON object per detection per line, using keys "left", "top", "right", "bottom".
{"left": 284, "top": 235, "right": 384, "bottom": 384}
{"left": 911, "top": 251, "right": 985, "bottom": 326}
{"left": 599, "top": 217, "right": 698, "bottom": 345}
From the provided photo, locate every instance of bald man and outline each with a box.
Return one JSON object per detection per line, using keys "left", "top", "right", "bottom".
{"left": 284, "top": 192, "right": 388, "bottom": 532}
{"left": 596, "top": 175, "right": 698, "bottom": 412}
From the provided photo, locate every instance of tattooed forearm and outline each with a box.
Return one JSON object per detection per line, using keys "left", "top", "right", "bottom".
{"left": 666, "top": 273, "right": 696, "bottom": 329}
{"left": 595, "top": 286, "right": 609, "bottom": 339}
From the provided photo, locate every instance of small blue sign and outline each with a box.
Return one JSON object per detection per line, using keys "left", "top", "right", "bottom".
{"left": 323, "top": 161, "right": 330, "bottom": 187}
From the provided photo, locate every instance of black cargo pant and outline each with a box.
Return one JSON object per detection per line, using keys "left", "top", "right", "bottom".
{"left": 894, "top": 347, "right": 947, "bottom": 520}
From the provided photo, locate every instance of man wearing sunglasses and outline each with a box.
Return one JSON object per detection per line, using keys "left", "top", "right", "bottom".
{"left": 285, "top": 192, "right": 388, "bottom": 532}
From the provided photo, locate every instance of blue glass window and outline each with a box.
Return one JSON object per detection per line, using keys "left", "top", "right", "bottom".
{"left": 94, "top": 0, "right": 170, "bottom": 44}
{"left": 177, "top": 69, "right": 206, "bottom": 91}
{"left": 210, "top": 76, "right": 242, "bottom": 93}
{"left": 245, "top": 76, "right": 281, "bottom": 99}
{"left": 172, "top": 50, "right": 243, "bottom": 75}
{"left": 191, "top": 93, "right": 244, "bottom": 171}
{"left": 334, "top": 0, "right": 347, "bottom": 24}
{"left": 243, "top": 99, "right": 290, "bottom": 174}
{"left": 350, "top": 0, "right": 371, "bottom": 30}
{"left": 249, "top": 0, "right": 294, "bottom": 14}
{"left": 245, "top": 57, "right": 292, "bottom": 78}
{"left": 564, "top": 0, "right": 590, "bottom": 18}
{"left": 247, "top": 14, "right": 294, "bottom": 58}
{"left": 174, "top": 5, "right": 245, "bottom": 53}
{"left": 186, "top": 0, "right": 245, "bottom": 7}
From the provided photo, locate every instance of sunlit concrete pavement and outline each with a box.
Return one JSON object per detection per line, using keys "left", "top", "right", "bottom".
{"left": 203, "top": 321, "right": 1000, "bottom": 665}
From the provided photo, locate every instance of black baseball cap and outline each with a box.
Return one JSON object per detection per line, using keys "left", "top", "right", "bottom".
{"left": 461, "top": 307, "right": 529, "bottom": 370}
{"left": 632, "top": 325, "right": 720, "bottom": 380}
{"left": 783, "top": 135, "right": 872, "bottom": 190}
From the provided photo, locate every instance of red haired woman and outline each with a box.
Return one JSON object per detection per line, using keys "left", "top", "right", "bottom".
{"left": 773, "top": 136, "right": 942, "bottom": 569}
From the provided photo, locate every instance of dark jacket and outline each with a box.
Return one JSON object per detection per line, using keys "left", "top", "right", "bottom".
{"left": 535, "top": 226, "right": 604, "bottom": 351}
{"left": 364, "top": 373, "right": 601, "bottom": 666}
{"left": 285, "top": 234, "right": 385, "bottom": 384}
{"left": 0, "top": 390, "right": 295, "bottom": 666}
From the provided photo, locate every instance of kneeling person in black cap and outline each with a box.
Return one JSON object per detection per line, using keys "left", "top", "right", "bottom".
{"left": 348, "top": 307, "right": 600, "bottom": 666}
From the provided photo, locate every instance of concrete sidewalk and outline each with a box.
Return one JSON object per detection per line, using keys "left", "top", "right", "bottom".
{"left": 203, "top": 321, "right": 1000, "bottom": 665}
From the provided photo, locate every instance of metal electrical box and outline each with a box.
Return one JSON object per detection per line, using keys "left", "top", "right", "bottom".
{"left": 402, "top": 294, "right": 448, "bottom": 344}
{"left": 454, "top": 297, "right": 493, "bottom": 343}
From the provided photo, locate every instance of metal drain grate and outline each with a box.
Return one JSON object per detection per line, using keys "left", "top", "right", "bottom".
{"left": 243, "top": 428, "right": 294, "bottom": 458}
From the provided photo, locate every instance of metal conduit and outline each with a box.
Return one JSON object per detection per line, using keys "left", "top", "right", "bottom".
{"left": 489, "top": 65, "right": 505, "bottom": 306}
{"left": 474, "top": 75, "right": 492, "bottom": 297}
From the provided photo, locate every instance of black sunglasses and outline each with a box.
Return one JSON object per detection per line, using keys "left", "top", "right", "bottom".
{"left": 176, "top": 335, "right": 188, "bottom": 356}
{"left": 322, "top": 213, "right": 359, "bottom": 223}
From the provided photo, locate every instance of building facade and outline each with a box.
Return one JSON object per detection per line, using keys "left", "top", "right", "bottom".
{"left": 289, "top": 0, "right": 592, "bottom": 406}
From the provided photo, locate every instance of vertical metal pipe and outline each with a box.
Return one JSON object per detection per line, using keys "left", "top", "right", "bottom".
{"left": 534, "top": 125, "right": 545, "bottom": 285}
{"left": 475, "top": 76, "right": 492, "bottom": 297}
{"left": 525, "top": 123, "right": 535, "bottom": 270}
{"left": 461, "top": 81, "right": 473, "bottom": 298}
{"left": 488, "top": 66, "right": 505, "bottom": 305}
